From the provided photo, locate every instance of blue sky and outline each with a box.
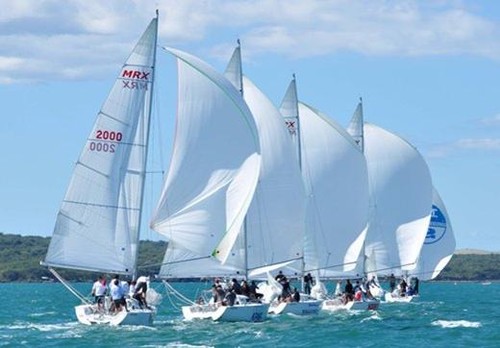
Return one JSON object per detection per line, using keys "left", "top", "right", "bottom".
{"left": 1, "top": 0, "right": 499, "bottom": 251}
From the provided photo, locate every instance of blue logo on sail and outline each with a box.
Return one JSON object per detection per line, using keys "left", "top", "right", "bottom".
{"left": 424, "top": 204, "right": 447, "bottom": 244}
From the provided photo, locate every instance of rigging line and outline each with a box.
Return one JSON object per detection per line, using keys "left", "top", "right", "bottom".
{"left": 62, "top": 200, "right": 140, "bottom": 211}
{"left": 163, "top": 281, "right": 182, "bottom": 310}
{"left": 48, "top": 268, "right": 91, "bottom": 304}
{"left": 304, "top": 260, "right": 358, "bottom": 274}
{"left": 366, "top": 262, "right": 416, "bottom": 275}
{"left": 246, "top": 256, "right": 303, "bottom": 271}
{"left": 163, "top": 280, "right": 195, "bottom": 307}
{"left": 143, "top": 255, "right": 213, "bottom": 269}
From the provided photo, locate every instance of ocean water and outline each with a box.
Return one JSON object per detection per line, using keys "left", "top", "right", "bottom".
{"left": 0, "top": 281, "right": 498, "bottom": 347}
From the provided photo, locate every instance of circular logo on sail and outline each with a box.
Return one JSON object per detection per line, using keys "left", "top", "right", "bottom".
{"left": 424, "top": 204, "right": 447, "bottom": 244}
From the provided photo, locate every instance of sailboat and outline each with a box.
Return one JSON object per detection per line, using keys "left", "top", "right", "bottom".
{"left": 382, "top": 187, "right": 455, "bottom": 302}
{"left": 346, "top": 99, "right": 433, "bottom": 304}
{"left": 224, "top": 44, "right": 323, "bottom": 316}
{"left": 279, "top": 78, "right": 374, "bottom": 312}
{"left": 42, "top": 16, "right": 160, "bottom": 326}
{"left": 150, "top": 39, "right": 311, "bottom": 321}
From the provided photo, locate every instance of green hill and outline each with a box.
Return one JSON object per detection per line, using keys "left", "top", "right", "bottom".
{"left": 0, "top": 233, "right": 167, "bottom": 282}
{"left": 0, "top": 233, "right": 498, "bottom": 282}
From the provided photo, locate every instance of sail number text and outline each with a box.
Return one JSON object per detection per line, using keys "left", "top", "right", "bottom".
{"left": 89, "top": 130, "right": 123, "bottom": 153}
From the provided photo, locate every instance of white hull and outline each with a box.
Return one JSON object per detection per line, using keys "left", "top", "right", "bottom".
{"left": 268, "top": 299, "right": 322, "bottom": 315}
{"left": 322, "top": 298, "right": 380, "bottom": 311}
{"left": 75, "top": 304, "right": 155, "bottom": 326}
{"left": 182, "top": 303, "right": 269, "bottom": 322}
{"left": 384, "top": 293, "right": 414, "bottom": 303}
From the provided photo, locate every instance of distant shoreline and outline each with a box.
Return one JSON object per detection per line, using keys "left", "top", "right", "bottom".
{"left": 1, "top": 233, "right": 499, "bottom": 283}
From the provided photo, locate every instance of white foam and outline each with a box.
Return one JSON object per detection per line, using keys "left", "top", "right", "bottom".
{"left": 432, "top": 320, "right": 481, "bottom": 328}
{"left": 361, "top": 312, "right": 382, "bottom": 322}
{"left": 29, "top": 312, "right": 57, "bottom": 317}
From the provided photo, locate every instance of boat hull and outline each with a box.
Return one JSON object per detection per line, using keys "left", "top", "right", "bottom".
{"left": 384, "top": 293, "right": 414, "bottom": 303}
{"left": 268, "top": 300, "right": 322, "bottom": 315}
{"left": 182, "top": 303, "right": 269, "bottom": 322}
{"left": 322, "top": 298, "right": 380, "bottom": 311}
{"left": 75, "top": 304, "right": 155, "bottom": 326}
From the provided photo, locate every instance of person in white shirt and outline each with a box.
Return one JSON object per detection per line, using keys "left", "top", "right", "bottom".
{"left": 91, "top": 276, "right": 107, "bottom": 310}
{"left": 109, "top": 278, "right": 124, "bottom": 313}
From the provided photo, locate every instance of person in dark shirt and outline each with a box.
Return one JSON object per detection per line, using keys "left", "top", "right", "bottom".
{"left": 344, "top": 279, "right": 354, "bottom": 301}
{"left": 389, "top": 273, "right": 396, "bottom": 292}
{"left": 303, "top": 273, "right": 313, "bottom": 295}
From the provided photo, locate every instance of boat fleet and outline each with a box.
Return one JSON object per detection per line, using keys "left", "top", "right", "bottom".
{"left": 42, "top": 13, "right": 456, "bottom": 326}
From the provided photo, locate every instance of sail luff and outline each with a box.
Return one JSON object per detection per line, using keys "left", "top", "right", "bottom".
{"left": 131, "top": 15, "right": 159, "bottom": 278}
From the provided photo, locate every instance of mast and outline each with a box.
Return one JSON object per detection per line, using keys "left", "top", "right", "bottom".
{"left": 347, "top": 97, "right": 367, "bottom": 277}
{"left": 132, "top": 11, "right": 159, "bottom": 279}
{"left": 280, "top": 74, "right": 306, "bottom": 286}
{"left": 235, "top": 39, "right": 249, "bottom": 280}
{"left": 292, "top": 75, "right": 306, "bottom": 287}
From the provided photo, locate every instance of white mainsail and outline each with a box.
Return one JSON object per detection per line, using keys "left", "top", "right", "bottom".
{"left": 411, "top": 188, "right": 456, "bottom": 280}
{"left": 346, "top": 100, "right": 364, "bottom": 151}
{"left": 280, "top": 78, "right": 369, "bottom": 277}
{"left": 150, "top": 47, "right": 261, "bottom": 278}
{"left": 44, "top": 18, "right": 158, "bottom": 275}
{"left": 362, "top": 123, "right": 433, "bottom": 275}
{"left": 223, "top": 45, "right": 306, "bottom": 277}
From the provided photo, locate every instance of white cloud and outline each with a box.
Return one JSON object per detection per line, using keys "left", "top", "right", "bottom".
{"left": 480, "top": 114, "right": 500, "bottom": 127}
{"left": 456, "top": 138, "right": 500, "bottom": 150}
{"left": 428, "top": 137, "right": 500, "bottom": 157}
{"left": 1, "top": 0, "right": 500, "bottom": 83}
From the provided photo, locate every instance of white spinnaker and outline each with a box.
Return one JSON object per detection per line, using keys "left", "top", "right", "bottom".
{"left": 297, "top": 102, "right": 369, "bottom": 276}
{"left": 158, "top": 241, "right": 244, "bottom": 279}
{"left": 412, "top": 188, "right": 456, "bottom": 280}
{"left": 45, "top": 18, "right": 158, "bottom": 274}
{"left": 150, "top": 47, "right": 261, "bottom": 273}
{"left": 363, "top": 123, "right": 433, "bottom": 275}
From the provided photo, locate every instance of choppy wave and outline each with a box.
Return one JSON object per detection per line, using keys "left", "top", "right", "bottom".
{"left": 29, "top": 311, "right": 57, "bottom": 317}
{"left": 1, "top": 282, "right": 498, "bottom": 347}
{"left": 432, "top": 320, "right": 481, "bottom": 328}
{"left": 4, "top": 322, "right": 77, "bottom": 332}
